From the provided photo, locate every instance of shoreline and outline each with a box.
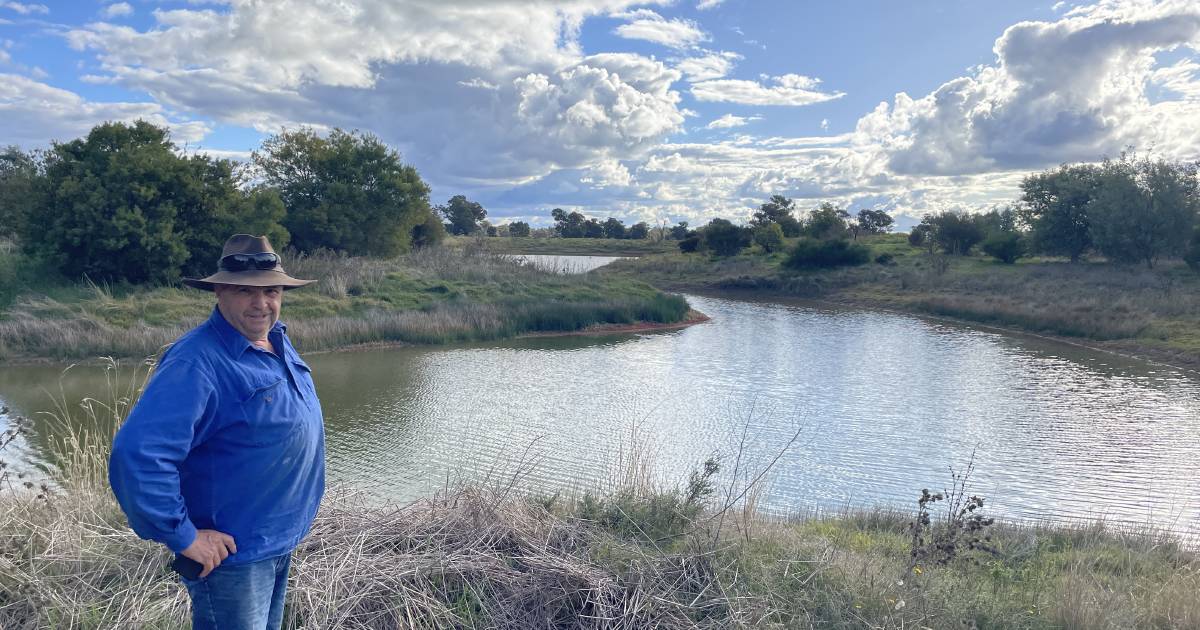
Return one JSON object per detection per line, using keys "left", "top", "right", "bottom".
{"left": 654, "top": 281, "right": 1200, "bottom": 376}
{"left": 0, "top": 311, "right": 712, "bottom": 366}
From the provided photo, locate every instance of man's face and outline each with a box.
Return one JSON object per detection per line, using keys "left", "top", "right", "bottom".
{"left": 214, "top": 284, "right": 283, "bottom": 341}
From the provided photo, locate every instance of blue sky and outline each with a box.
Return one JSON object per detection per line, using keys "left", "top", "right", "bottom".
{"left": 2, "top": 0, "right": 1199, "bottom": 229}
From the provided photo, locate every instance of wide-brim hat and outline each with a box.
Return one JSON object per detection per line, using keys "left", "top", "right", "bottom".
{"left": 183, "top": 234, "right": 315, "bottom": 291}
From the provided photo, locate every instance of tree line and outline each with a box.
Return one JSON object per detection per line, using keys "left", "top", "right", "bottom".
{"left": 668, "top": 153, "right": 1200, "bottom": 272}
{"left": 669, "top": 195, "right": 895, "bottom": 269}
{"left": 0, "top": 122, "right": 460, "bottom": 284}
{"left": 905, "top": 154, "right": 1200, "bottom": 268}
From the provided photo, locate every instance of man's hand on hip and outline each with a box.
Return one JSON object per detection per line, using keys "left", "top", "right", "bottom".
{"left": 181, "top": 529, "right": 238, "bottom": 577}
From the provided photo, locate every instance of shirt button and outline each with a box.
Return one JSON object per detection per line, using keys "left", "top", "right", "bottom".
{"left": 265, "top": 396, "right": 273, "bottom": 403}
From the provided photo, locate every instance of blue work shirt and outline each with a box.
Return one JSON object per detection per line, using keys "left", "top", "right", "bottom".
{"left": 109, "top": 306, "right": 325, "bottom": 565}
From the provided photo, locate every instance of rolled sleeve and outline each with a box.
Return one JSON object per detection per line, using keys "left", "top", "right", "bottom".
{"left": 108, "top": 356, "right": 218, "bottom": 552}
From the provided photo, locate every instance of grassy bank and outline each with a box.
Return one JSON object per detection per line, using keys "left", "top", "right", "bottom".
{"left": 0, "top": 243, "right": 690, "bottom": 362}
{"left": 604, "top": 234, "right": 1200, "bottom": 369}
{"left": 458, "top": 235, "right": 677, "bottom": 257}
{"left": 1, "top": 380, "right": 1196, "bottom": 629}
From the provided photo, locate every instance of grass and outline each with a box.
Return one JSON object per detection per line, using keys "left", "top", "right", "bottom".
{"left": 0, "top": 243, "right": 691, "bottom": 362}
{"left": 456, "top": 235, "right": 678, "bottom": 257}
{"left": 605, "top": 233, "right": 1200, "bottom": 367}
{"left": 0, "top": 364, "right": 1197, "bottom": 628}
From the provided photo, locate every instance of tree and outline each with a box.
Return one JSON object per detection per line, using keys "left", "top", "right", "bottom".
{"left": 1184, "top": 228, "right": 1200, "bottom": 271}
{"left": 438, "top": 195, "right": 487, "bottom": 235}
{"left": 23, "top": 121, "right": 285, "bottom": 284}
{"left": 753, "top": 223, "right": 785, "bottom": 253}
{"left": 703, "top": 218, "right": 750, "bottom": 256}
{"left": 751, "top": 195, "right": 802, "bottom": 237}
{"left": 551, "top": 208, "right": 587, "bottom": 238}
{"left": 582, "top": 218, "right": 604, "bottom": 238}
{"left": 255, "top": 127, "right": 429, "bottom": 256}
{"left": 0, "top": 146, "right": 39, "bottom": 239}
{"left": 1019, "top": 163, "right": 1098, "bottom": 262}
{"left": 508, "top": 221, "right": 531, "bottom": 237}
{"left": 981, "top": 232, "right": 1026, "bottom": 264}
{"left": 678, "top": 228, "right": 702, "bottom": 252}
{"left": 410, "top": 209, "right": 447, "bottom": 248}
{"left": 974, "top": 205, "right": 1019, "bottom": 236}
{"left": 602, "top": 217, "right": 626, "bottom": 239}
{"left": 854, "top": 208, "right": 894, "bottom": 239}
{"left": 908, "top": 224, "right": 934, "bottom": 252}
{"left": 668, "top": 221, "right": 690, "bottom": 240}
{"left": 626, "top": 221, "right": 650, "bottom": 240}
{"left": 921, "top": 211, "right": 984, "bottom": 256}
{"left": 1089, "top": 154, "right": 1199, "bottom": 268}
{"left": 803, "top": 202, "right": 850, "bottom": 240}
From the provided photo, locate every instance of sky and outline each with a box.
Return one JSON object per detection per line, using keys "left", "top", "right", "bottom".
{"left": 1, "top": 0, "right": 1199, "bottom": 230}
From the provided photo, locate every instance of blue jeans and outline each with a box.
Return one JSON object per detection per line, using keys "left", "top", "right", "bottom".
{"left": 181, "top": 552, "right": 291, "bottom": 630}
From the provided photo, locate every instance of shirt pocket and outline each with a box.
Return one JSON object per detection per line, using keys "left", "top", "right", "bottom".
{"left": 238, "top": 378, "right": 294, "bottom": 447}
{"left": 291, "top": 360, "right": 317, "bottom": 400}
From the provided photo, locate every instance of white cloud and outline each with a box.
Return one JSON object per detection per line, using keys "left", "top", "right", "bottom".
{"left": 820, "top": 118, "right": 829, "bottom": 131}
{"left": 580, "top": 158, "right": 633, "bottom": 187}
{"left": 696, "top": 0, "right": 725, "bottom": 9}
{"left": 0, "top": 73, "right": 210, "bottom": 146}
{"left": 706, "top": 113, "right": 761, "bottom": 129}
{"left": 852, "top": 0, "right": 1200, "bottom": 176}
{"left": 101, "top": 3, "right": 133, "bottom": 18}
{"left": 1152, "top": 58, "right": 1200, "bottom": 100}
{"left": 65, "top": 1, "right": 685, "bottom": 189}
{"left": 692, "top": 73, "right": 845, "bottom": 106}
{"left": 675, "top": 50, "right": 741, "bottom": 81}
{"left": 0, "top": 2, "right": 47, "bottom": 15}
{"left": 612, "top": 9, "right": 707, "bottom": 49}
{"left": 458, "top": 78, "right": 498, "bottom": 90}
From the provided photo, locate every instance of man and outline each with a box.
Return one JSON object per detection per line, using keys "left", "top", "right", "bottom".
{"left": 110, "top": 234, "right": 325, "bottom": 630}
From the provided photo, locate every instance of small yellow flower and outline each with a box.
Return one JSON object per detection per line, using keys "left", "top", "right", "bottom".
{"left": 854, "top": 604, "right": 863, "bottom": 609}
{"left": 912, "top": 566, "right": 924, "bottom": 575}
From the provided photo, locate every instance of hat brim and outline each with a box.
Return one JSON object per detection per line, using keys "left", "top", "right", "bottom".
{"left": 183, "top": 269, "right": 315, "bottom": 291}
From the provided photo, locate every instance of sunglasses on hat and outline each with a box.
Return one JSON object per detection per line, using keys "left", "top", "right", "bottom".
{"left": 218, "top": 252, "right": 280, "bottom": 273}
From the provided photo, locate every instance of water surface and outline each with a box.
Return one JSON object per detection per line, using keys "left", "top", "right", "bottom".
{"left": 2, "top": 290, "right": 1198, "bottom": 537}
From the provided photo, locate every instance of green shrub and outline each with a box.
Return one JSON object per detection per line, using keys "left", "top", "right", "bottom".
{"left": 752, "top": 223, "right": 785, "bottom": 253}
{"left": 981, "top": 232, "right": 1026, "bottom": 264}
{"left": 784, "top": 238, "right": 870, "bottom": 269}
{"left": 703, "top": 218, "right": 750, "bottom": 257}
{"left": 1185, "top": 229, "right": 1200, "bottom": 271}
{"left": 22, "top": 121, "right": 289, "bottom": 284}
{"left": 678, "top": 235, "right": 701, "bottom": 253}
{"left": 874, "top": 252, "right": 895, "bottom": 266}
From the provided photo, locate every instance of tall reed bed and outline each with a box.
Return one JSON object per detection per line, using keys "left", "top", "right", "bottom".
{"left": 1, "top": 362, "right": 1197, "bottom": 628}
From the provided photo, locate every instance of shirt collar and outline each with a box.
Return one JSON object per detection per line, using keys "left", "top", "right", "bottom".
{"left": 207, "top": 306, "right": 287, "bottom": 358}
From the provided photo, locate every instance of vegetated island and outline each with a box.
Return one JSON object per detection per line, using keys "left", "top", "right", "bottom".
{"left": 0, "top": 242, "right": 695, "bottom": 363}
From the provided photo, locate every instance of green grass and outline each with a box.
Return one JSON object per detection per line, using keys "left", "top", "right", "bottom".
{"left": 0, "top": 245, "right": 691, "bottom": 362}
{"left": 604, "top": 233, "right": 1200, "bottom": 367}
